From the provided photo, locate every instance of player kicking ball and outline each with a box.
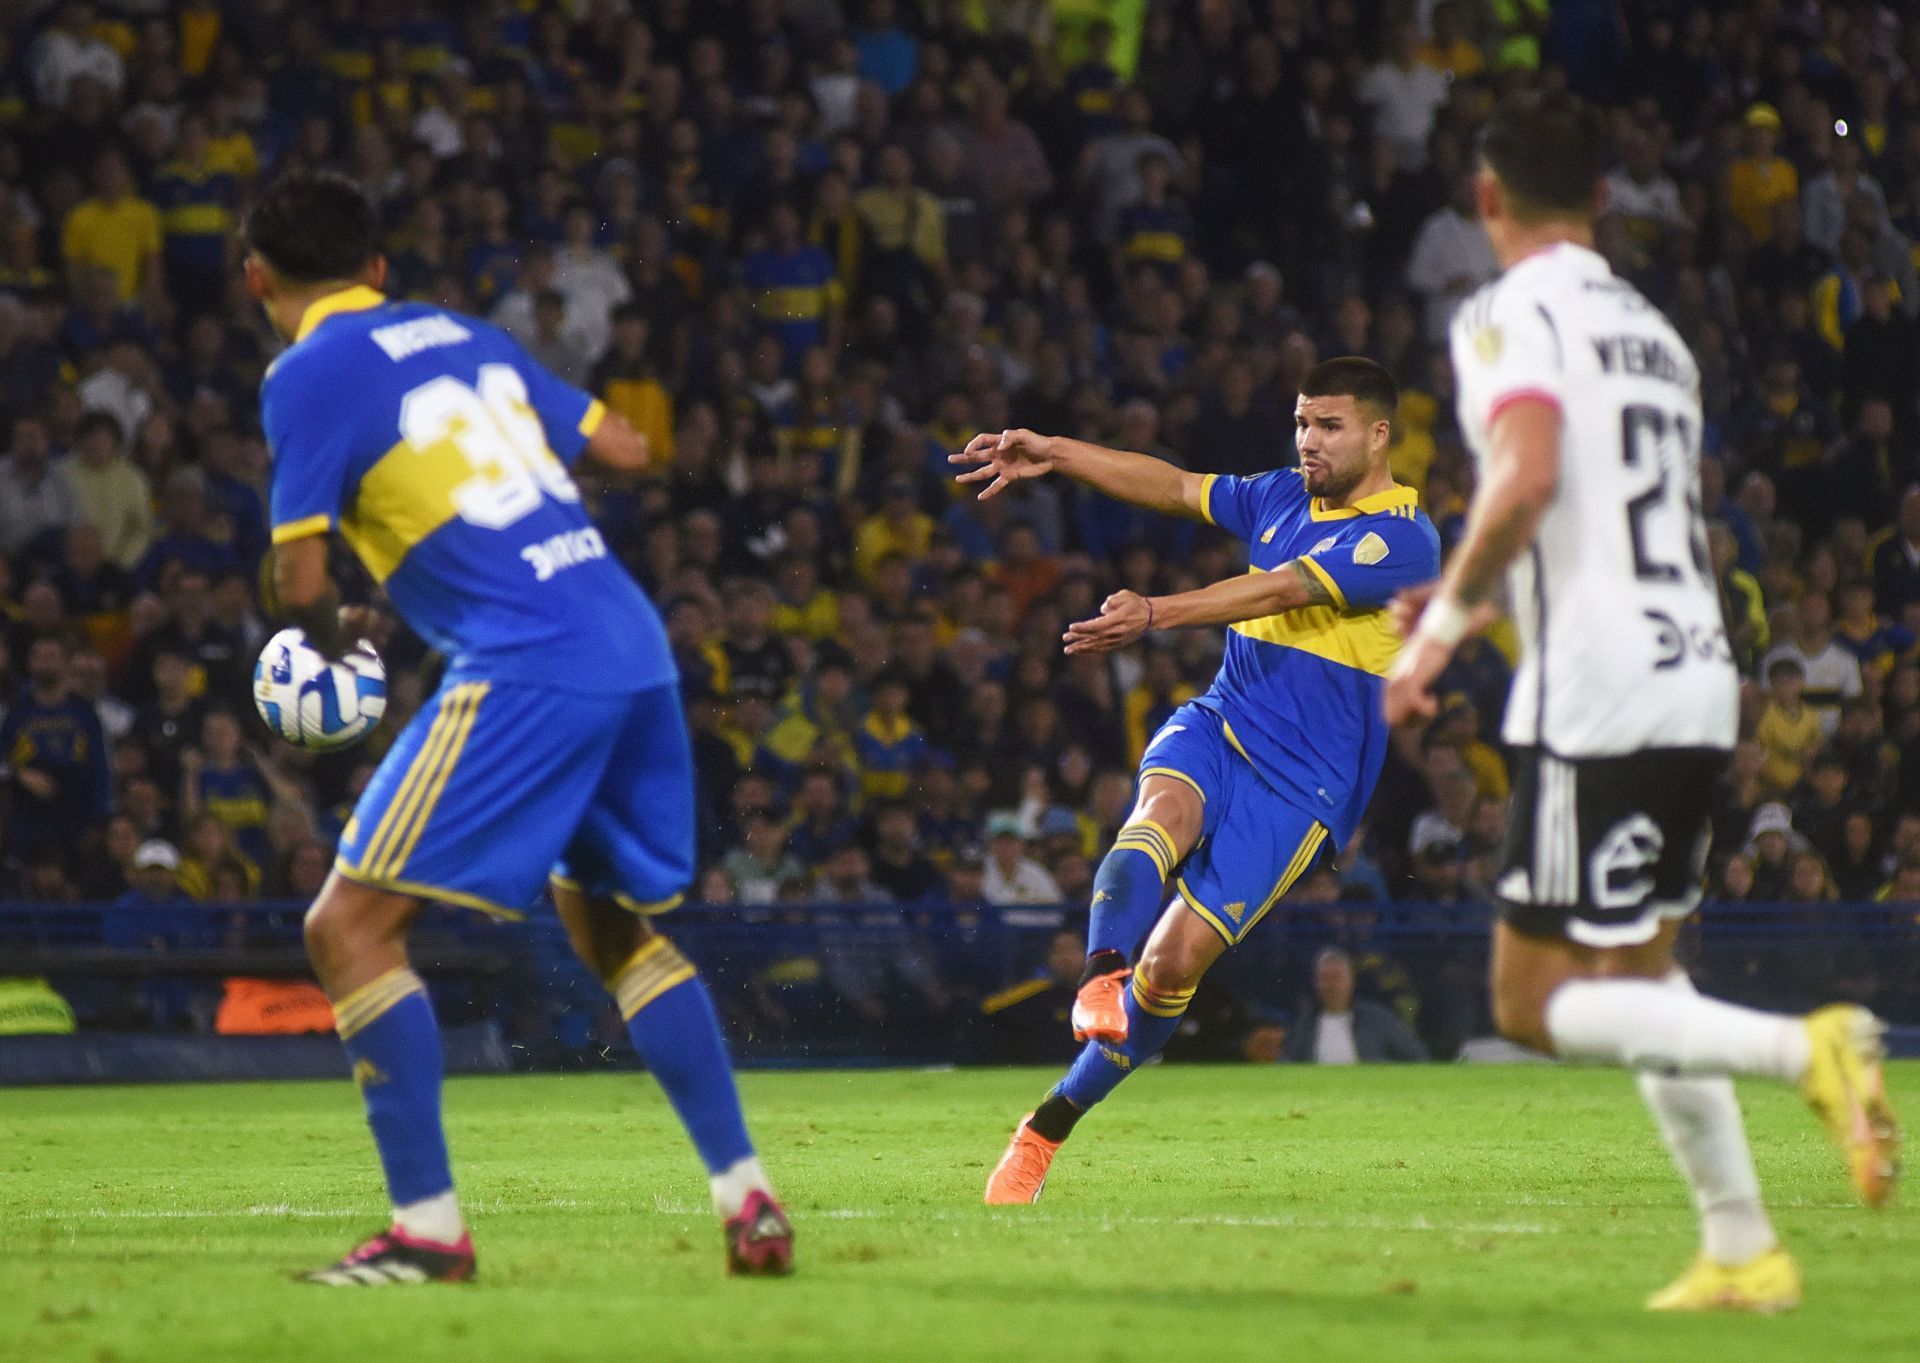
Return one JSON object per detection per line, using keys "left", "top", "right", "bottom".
{"left": 1384, "top": 91, "right": 1898, "bottom": 1313}
{"left": 244, "top": 173, "right": 792, "bottom": 1284}
{"left": 951, "top": 359, "right": 1440, "bottom": 1204}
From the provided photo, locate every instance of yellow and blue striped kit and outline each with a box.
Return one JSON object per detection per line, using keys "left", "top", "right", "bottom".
{"left": 265, "top": 287, "right": 691, "bottom": 917}
{"left": 1144, "top": 469, "right": 1440, "bottom": 944}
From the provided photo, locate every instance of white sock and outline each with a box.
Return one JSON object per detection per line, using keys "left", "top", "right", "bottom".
{"left": 1634, "top": 974, "right": 1778, "bottom": 1266}
{"left": 392, "top": 1189, "right": 464, "bottom": 1244}
{"left": 1544, "top": 977, "right": 1811, "bottom": 1081}
{"left": 709, "top": 1155, "right": 773, "bottom": 1220}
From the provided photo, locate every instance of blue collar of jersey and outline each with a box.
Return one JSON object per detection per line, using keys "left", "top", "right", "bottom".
{"left": 294, "top": 285, "right": 387, "bottom": 342}
{"left": 1309, "top": 483, "right": 1418, "bottom": 520}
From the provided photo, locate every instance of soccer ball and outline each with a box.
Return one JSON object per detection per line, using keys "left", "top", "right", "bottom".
{"left": 253, "top": 627, "right": 388, "bottom": 751}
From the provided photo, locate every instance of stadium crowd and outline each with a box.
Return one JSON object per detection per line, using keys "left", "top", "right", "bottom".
{"left": 0, "top": 0, "right": 1918, "bottom": 1014}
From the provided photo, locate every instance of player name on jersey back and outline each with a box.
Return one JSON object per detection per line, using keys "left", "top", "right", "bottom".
{"left": 1450, "top": 243, "right": 1737, "bottom": 757}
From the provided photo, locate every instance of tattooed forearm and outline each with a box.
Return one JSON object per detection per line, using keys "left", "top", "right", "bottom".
{"left": 1288, "top": 559, "right": 1336, "bottom": 608}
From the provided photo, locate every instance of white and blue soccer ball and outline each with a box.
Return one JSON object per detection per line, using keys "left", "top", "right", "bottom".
{"left": 253, "top": 627, "right": 388, "bottom": 751}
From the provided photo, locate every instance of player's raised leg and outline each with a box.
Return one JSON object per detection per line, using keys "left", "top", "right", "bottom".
{"left": 301, "top": 874, "right": 476, "bottom": 1285}
{"left": 986, "top": 901, "right": 1226, "bottom": 1204}
{"left": 1076, "top": 770, "right": 1203, "bottom": 1043}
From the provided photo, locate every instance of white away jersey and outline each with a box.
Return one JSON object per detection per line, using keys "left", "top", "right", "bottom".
{"left": 1450, "top": 242, "right": 1738, "bottom": 756}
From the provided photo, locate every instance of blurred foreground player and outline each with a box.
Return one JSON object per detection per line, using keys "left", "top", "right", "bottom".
{"left": 1385, "top": 92, "right": 1899, "bottom": 1312}
{"left": 245, "top": 173, "right": 792, "bottom": 1284}
{"left": 952, "top": 358, "right": 1439, "bottom": 1202}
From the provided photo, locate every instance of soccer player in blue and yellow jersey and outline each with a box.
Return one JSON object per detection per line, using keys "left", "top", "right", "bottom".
{"left": 243, "top": 173, "right": 793, "bottom": 1284}
{"left": 952, "top": 358, "right": 1441, "bottom": 1203}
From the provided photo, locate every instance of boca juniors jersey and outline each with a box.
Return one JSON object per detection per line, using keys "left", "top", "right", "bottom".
{"left": 1193, "top": 468, "right": 1441, "bottom": 842}
{"left": 264, "top": 286, "right": 674, "bottom": 695}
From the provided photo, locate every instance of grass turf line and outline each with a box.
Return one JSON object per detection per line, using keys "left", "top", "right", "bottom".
{"left": 2, "top": 1064, "right": 1915, "bottom": 1362}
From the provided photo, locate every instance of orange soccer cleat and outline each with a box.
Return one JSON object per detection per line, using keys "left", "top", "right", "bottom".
{"left": 1071, "top": 967, "right": 1131, "bottom": 1043}
{"left": 984, "top": 1115, "right": 1063, "bottom": 1205}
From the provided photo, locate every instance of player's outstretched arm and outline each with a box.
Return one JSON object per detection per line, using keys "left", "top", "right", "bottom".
{"left": 1062, "top": 560, "right": 1331, "bottom": 655}
{"left": 1386, "top": 396, "right": 1560, "bottom": 725}
{"left": 949, "top": 429, "right": 1208, "bottom": 520}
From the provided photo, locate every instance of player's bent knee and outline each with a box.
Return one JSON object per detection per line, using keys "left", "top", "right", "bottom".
{"left": 1136, "top": 930, "right": 1212, "bottom": 994}
{"left": 1132, "top": 786, "right": 1202, "bottom": 856}
{"left": 303, "top": 875, "right": 415, "bottom": 976}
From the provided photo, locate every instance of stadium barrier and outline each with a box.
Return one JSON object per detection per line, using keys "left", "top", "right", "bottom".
{"left": 2, "top": 898, "right": 1916, "bottom": 1082}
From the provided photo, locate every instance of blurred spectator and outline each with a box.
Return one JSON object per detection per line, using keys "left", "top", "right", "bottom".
{"left": 1762, "top": 595, "right": 1862, "bottom": 736}
{"left": 60, "top": 412, "right": 153, "bottom": 571}
{"left": 1755, "top": 656, "right": 1823, "bottom": 796}
{"left": 2, "top": 634, "right": 109, "bottom": 858}
{"left": 982, "top": 811, "right": 1060, "bottom": 906}
{"left": 973, "top": 928, "right": 1083, "bottom": 1065}
{"left": 1405, "top": 170, "right": 1498, "bottom": 343}
{"left": 0, "top": 416, "right": 76, "bottom": 559}
{"left": 1283, "top": 948, "right": 1428, "bottom": 1063}
{"left": 1871, "top": 488, "right": 1920, "bottom": 618}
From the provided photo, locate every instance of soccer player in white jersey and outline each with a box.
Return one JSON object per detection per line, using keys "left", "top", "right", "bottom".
{"left": 1384, "top": 91, "right": 1900, "bottom": 1314}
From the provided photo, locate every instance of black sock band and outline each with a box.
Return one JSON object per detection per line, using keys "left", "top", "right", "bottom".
{"left": 1078, "top": 948, "right": 1127, "bottom": 988}
{"left": 1028, "top": 1093, "right": 1085, "bottom": 1143}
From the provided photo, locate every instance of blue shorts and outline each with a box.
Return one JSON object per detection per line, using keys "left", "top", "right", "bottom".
{"left": 1139, "top": 702, "right": 1330, "bottom": 946}
{"left": 334, "top": 678, "right": 695, "bottom": 918}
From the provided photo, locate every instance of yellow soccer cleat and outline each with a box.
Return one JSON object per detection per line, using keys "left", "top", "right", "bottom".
{"left": 1800, "top": 1004, "right": 1901, "bottom": 1208}
{"left": 1646, "top": 1247, "right": 1802, "bottom": 1314}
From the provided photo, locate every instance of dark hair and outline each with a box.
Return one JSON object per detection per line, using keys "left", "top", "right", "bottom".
{"left": 241, "top": 171, "right": 381, "bottom": 284}
{"left": 1478, "top": 91, "right": 1604, "bottom": 220}
{"left": 74, "top": 410, "right": 123, "bottom": 444}
{"left": 1300, "top": 356, "right": 1399, "bottom": 421}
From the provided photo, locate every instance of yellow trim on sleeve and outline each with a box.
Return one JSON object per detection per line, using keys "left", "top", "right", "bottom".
{"left": 1299, "top": 554, "right": 1351, "bottom": 610}
{"left": 330, "top": 860, "right": 528, "bottom": 921}
{"left": 271, "top": 514, "right": 333, "bottom": 544}
{"left": 578, "top": 398, "right": 607, "bottom": 437}
{"left": 1198, "top": 473, "right": 1219, "bottom": 526}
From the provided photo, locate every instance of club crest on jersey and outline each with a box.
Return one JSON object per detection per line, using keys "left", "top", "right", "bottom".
{"left": 1472, "top": 325, "right": 1503, "bottom": 363}
{"left": 1353, "top": 531, "right": 1389, "bottom": 566}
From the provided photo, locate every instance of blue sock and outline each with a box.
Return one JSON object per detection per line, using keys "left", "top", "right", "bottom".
{"left": 612, "top": 937, "right": 755, "bottom": 1174}
{"left": 1053, "top": 966, "right": 1196, "bottom": 1111}
{"left": 332, "top": 968, "right": 452, "bottom": 1207}
{"left": 1088, "top": 821, "right": 1177, "bottom": 958}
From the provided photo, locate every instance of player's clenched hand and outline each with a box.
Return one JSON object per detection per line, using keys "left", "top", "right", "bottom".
{"left": 1389, "top": 583, "right": 1436, "bottom": 638}
{"left": 948, "top": 428, "right": 1056, "bottom": 499}
{"left": 1063, "top": 590, "right": 1151, "bottom": 655}
{"left": 1383, "top": 631, "right": 1453, "bottom": 727}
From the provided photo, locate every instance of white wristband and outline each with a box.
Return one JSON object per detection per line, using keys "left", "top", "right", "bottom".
{"left": 1416, "top": 596, "right": 1473, "bottom": 648}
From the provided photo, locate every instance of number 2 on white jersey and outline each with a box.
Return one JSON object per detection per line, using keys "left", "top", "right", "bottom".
{"left": 398, "top": 364, "right": 580, "bottom": 530}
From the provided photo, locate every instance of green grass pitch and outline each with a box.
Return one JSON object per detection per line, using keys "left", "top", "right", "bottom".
{"left": 3, "top": 1064, "right": 1916, "bottom": 1362}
